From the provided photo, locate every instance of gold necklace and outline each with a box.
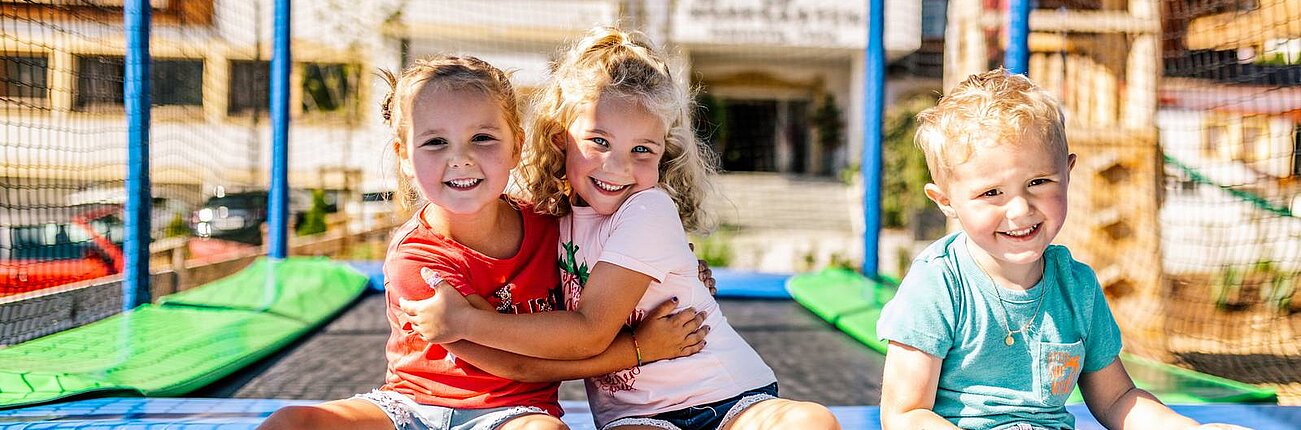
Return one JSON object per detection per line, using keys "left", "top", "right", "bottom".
{"left": 992, "top": 279, "right": 1046, "bottom": 346}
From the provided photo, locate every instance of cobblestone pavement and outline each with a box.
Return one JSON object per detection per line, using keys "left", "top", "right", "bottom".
{"left": 197, "top": 292, "right": 885, "bottom": 406}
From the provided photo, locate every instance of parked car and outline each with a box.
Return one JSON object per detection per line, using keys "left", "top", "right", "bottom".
{"left": 189, "top": 189, "right": 338, "bottom": 245}
{"left": 1, "top": 204, "right": 124, "bottom": 295}
{"left": 64, "top": 188, "right": 195, "bottom": 241}
{"left": 191, "top": 191, "right": 269, "bottom": 246}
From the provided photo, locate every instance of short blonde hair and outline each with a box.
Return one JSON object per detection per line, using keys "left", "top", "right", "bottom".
{"left": 914, "top": 68, "right": 1068, "bottom": 185}
{"left": 516, "top": 26, "right": 719, "bottom": 233}
{"left": 378, "top": 55, "right": 524, "bottom": 212}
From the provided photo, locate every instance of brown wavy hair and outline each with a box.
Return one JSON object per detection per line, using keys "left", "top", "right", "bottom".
{"left": 515, "top": 26, "right": 719, "bottom": 233}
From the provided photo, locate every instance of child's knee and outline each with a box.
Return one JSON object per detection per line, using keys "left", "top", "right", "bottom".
{"left": 731, "top": 399, "right": 839, "bottom": 430}
{"left": 498, "top": 413, "right": 569, "bottom": 430}
{"left": 257, "top": 405, "right": 327, "bottom": 430}
{"left": 769, "top": 401, "right": 839, "bottom": 429}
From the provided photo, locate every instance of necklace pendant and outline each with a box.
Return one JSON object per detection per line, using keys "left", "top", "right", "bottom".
{"left": 1005, "top": 334, "right": 1015, "bottom": 346}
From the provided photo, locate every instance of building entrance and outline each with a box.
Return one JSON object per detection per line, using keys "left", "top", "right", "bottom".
{"left": 717, "top": 99, "right": 811, "bottom": 174}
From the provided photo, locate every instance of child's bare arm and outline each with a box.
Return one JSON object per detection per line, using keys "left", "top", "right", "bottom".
{"left": 402, "top": 262, "right": 653, "bottom": 359}
{"left": 879, "top": 341, "right": 960, "bottom": 430}
{"left": 444, "top": 298, "right": 708, "bottom": 382}
{"left": 1079, "top": 358, "right": 1201, "bottom": 429}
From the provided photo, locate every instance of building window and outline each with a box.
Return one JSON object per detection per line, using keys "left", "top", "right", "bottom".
{"left": 1239, "top": 122, "right": 1267, "bottom": 162}
{"left": 76, "top": 55, "right": 202, "bottom": 111}
{"left": 228, "top": 60, "right": 270, "bottom": 115}
{"left": 302, "top": 62, "right": 358, "bottom": 114}
{"left": 76, "top": 55, "right": 124, "bottom": 111}
{"left": 1, "top": 55, "right": 49, "bottom": 106}
{"left": 722, "top": 100, "right": 780, "bottom": 172}
{"left": 1203, "top": 122, "right": 1229, "bottom": 160}
{"left": 153, "top": 59, "right": 203, "bottom": 106}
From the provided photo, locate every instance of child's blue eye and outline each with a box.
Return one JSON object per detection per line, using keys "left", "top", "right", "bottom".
{"left": 590, "top": 137, "right": 609, "bottom": 147}
{"left": 632, "top": 145, "right": 652, "bottom": 154}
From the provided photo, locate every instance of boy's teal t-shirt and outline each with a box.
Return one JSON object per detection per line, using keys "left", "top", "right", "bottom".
{"left": 877, "top": 232, "right": 1123, "bottom": 430}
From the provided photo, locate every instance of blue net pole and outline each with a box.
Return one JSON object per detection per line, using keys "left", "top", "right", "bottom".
{"left": 862, "top": 0, "right": 885, "bottom": 278}
{"left": 123, "top": 0, "right": 152, "bottom": 309}
{"left": 1005, "top": 0, "right": 1031, "bottom": 74}
{"left": 268, "top": 0, "right": 292, "bottom": 259}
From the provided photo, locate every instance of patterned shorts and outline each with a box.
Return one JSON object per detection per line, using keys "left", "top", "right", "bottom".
{"left": 354, "top": 390, "right": 552, "bottom": 430}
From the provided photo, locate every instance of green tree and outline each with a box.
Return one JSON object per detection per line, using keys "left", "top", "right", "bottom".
{"left": 812, "top": 95, "right": 845, "bottom": 174}
{"left": 882, "top": 91, "right": 940, "bottom": 229}
{"left": 296, "top": 189, "right": 329, "bottom": 236}
{"left": 165, "top": 213, "right": 189, "bottom": 238}
{"left": 695, "top": 92, "right": 729, "bottom": 157}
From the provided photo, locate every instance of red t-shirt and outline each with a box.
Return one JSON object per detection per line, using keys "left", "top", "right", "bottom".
{"left": 380, "top": 199, "right": 563, "bottom": 416}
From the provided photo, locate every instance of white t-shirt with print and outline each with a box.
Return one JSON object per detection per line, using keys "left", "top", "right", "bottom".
{"left": 559, "top": 187, "right": 776, "bottom": 427}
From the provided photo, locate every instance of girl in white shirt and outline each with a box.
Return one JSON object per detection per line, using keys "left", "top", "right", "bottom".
{"left": 400, "top": 26, "right": 841, "bottom": 430}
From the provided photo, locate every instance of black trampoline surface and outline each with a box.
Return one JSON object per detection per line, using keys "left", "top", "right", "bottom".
{"left": 195, "top": 292, "right": 886, "bottom": 406}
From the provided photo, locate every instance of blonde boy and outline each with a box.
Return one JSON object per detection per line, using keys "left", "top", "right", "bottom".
{"left": 876, "top": 69, "right": 1242, "bottom": 430}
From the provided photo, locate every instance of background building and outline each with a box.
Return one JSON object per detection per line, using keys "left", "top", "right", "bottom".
{"left": 3, "top": 0, "right": 930, "bottom": 272}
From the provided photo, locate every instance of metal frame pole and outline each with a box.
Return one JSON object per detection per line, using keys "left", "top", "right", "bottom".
{"left": 123, "top": 0, "right": 152, "bottom": 309}
{"left": 862, "top": 0, "right": 885, "bottom": 278}
{"left": 1006, "top": 0, "right": 1031, "bottom": 74}
{"left": 268, "top": 0, "right": 292, "bottom": 259}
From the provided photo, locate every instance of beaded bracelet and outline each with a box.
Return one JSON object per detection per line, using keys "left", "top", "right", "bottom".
{"left": 630, "top": 332, "right": 643, "bottom": 367}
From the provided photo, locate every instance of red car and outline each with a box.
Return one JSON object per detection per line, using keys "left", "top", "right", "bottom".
{"left": 1, "top": 205, "right": 124, "bottom": 297}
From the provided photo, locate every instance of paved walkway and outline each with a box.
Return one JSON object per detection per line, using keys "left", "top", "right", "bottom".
{"left": 196, "top": 292, "right": 887, "bottom": 406}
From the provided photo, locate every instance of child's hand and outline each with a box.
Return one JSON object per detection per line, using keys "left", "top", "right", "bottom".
{"left": 689, "top": 243, "right": 717, "bottom": 295}
{"left": 398, "top": 270, "right": 476, "bottom": 344}
{"left": 633, "top": 297, "right": 709, "bottom": 363}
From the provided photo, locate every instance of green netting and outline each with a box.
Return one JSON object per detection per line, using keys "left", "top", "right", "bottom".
{"left": 1163, "top": 155, "right": 1294, "bottom": 218}
{"left": 0, "top": 257, "right": 367, "bottom": 409}
{"left": 159, "top": 257, "right": 368, "bottom": 323}
{"left": 787, "top": 268, "right": 1278, "bottom": 404}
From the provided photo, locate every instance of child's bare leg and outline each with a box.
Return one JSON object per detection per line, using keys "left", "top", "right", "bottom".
{"left": 257, "top": 398, "right": 394, "bottom": 430}
{"left": 498, "top": 413, "right": 570, "bottom": 430}
{"left": 722, "top": 398, "right": 840, "bottom": 430}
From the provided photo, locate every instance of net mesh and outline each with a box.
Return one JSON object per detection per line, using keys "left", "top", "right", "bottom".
{"left": 1156, "top": 0, "right": 1301, "bottom": 403}
{"left": 0, "top": 1, "right": 400, "bottom": 344}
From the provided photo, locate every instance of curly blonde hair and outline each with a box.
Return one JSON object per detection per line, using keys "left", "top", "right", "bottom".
{"left": 516, "top": 26, "right": 719, "bottom": 233}
{"left": 378, "top": 55, "right": 524, "bottom": 213}
{"left": 915, "top": 68, "right": 1068, "bottom": 186}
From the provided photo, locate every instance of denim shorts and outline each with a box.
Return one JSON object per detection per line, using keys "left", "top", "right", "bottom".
{"left": 601, "top": 383, "right": 779, "bottom": 430}
{"left": 355, "top": 390, "right": 553, "bottom": 430}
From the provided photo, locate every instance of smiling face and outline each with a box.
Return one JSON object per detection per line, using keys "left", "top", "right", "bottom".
{"left": 396, "top": 84, "right": 519, "bottom": 217}
{"left": 562, "top": 94, "right": 668, "bottom": 215}
{"left": 924, "top": 134, "right": 1075, "bottom": 280}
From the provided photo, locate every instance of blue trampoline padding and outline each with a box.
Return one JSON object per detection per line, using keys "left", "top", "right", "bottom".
{"left": 345, "top": 260, "right": 386, "bottom": 291}
{"left": 352, "top": 261, "right": 793, "bottom": 299}
{"left": 2, "top": 398, "right": 1298, "bottom": 429}
{"left": 712, "top": 268, "right": 792, "bottom": 298}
